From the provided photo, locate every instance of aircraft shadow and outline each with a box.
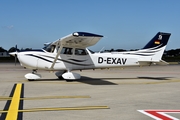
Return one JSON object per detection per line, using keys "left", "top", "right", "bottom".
{"left": 95, "top": 77, "right": 173, "bottom": 81}
{"left": 76, "top": 76, "right": 173, "bottom": 85}
{"left": 104, "top": 77, "right": 173, "bottom": 81}
{"left": 31, "top": 76, "right": 173, "bottom": 85}
{"left": 76, "top": 76, "right": 118, "bottom": 85}
{"left": 138, "top": 76, "right": 173, "bottom": 80}
{"left": 32, "top": 77, "right": 117, "bottom": 85}
{"left": 31, "top": 79, "right": 60, "bottom": 81}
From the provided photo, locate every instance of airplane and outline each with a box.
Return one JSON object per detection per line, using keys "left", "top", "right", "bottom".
{"left": 10, "top": 32, "right": 171, "bottom": 81}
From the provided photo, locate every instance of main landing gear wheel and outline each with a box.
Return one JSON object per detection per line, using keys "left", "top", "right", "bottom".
{"left": 55, "top": 70, "right": 66, "bottom": 80}
{"left": 28, "top": 79, "right": 35, "bottom": 81}
{"left": 56, "top": 71, "right": 81, "bottom": 81}
{"left": 25, "top": 70, "right": 41, "bottom": 81}
{"left": 62, "top": 72, "right": 81, "bottom": 80}
{"left": 57, "top": 76, "right": 64, "bottom": 80}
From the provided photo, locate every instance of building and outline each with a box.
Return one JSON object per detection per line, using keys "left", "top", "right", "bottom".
{"left": 0, "top": 52, "right": 10, "bottom": 57}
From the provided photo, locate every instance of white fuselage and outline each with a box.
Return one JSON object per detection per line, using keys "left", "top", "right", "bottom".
{"left": 17, "top": 46, "right": 165, "bottom": 71}
{"left": 9, "top": 32, "right": 171, "bottom": 80}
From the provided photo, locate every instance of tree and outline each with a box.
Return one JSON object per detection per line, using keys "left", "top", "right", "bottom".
{"left": 166, "top": 49, "right": 180, "bottom": 56}
{"left": 116, "top": 49, "right": 126, "bottom": 52}
{"left": 110, "top": 49, "right": 114, "bottom": 52}
{"left": 8, "top": 47, "right": 20, "bottom": 53}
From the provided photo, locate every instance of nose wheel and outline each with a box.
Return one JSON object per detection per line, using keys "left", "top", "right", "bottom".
{"left": 25, "top": 70, "right": 41, "bottom": 81}
{"left": 32, "top": 70, "right": 37, "bottom": 74}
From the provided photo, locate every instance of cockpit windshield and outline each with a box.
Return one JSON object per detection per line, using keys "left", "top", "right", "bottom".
{"left": 43, "top": 43, "right": 56, "bottom": 53}
{"left": 88, "top": 49, "right": 95, "bottom": 54}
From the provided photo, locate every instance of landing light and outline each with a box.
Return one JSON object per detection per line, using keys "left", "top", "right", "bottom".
{"left": 73, "top": 32, "right": 79, "bottom": 37}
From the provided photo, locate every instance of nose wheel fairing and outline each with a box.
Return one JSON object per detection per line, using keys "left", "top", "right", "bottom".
{"left": 25, "top": 73, "right": 41, "bottom": 81}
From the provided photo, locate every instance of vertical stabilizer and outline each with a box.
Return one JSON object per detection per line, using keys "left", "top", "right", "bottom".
{"left": 141, "top": 32, "right": 171, "bottom": 62}
{"left": 143, "top": 32, "right": 171, "bottom": 50}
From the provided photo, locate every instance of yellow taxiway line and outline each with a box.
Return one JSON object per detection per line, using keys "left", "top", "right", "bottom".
{"left": 21, "top": 95, "right": 90, "bottom": 100}
{"left": 5, "top": 83, "right": 22, "bottom": 120}
{"left": 19, "top": 106, "right": 109, "bottom": 112}
{"left": 0, "top": 106, "right": 109, "bottom": 113}
{"left": 0, "top": 83, "right": 109, "bottom": 117}
{"left": 0, "top": 95, "right": 90, "bottom": 101}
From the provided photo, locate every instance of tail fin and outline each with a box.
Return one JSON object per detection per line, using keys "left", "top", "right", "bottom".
{"left": 143, "top": 32, "right": 171, "bottom": 49}
{"left": 138, "top": 32, "right": 171, "bottom": 63}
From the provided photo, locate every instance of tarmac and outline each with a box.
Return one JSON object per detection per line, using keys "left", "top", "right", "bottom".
{"left": 0, "top": 63, "right": 180, "bottom": 120}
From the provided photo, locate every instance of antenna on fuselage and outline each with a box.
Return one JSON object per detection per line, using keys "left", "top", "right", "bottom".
{"left": 99, "top": 47, "right": 105, "bottom": 53}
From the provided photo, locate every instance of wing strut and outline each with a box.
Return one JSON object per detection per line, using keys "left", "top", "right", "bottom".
{"left": 50, "top": 43, "right": 61, "bottom": 69}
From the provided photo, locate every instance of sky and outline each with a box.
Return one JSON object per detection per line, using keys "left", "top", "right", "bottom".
{"left": 0, "top": 0, "right": 180, "bottom": 51}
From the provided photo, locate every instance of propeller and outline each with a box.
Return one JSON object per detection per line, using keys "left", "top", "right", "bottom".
{"left": 15, "top": 45, "right": 17, "bottom": 66}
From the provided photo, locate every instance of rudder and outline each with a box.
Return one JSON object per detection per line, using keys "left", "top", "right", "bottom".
{"left": 143, "top": 32, "right": 171, "bottom": 49}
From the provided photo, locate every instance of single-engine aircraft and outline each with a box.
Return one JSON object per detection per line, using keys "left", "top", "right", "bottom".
{"left": 10, "top": 32, "right": 171, "bottom": 81}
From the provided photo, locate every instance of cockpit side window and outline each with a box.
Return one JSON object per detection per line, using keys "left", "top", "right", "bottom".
{"left": 61, "top": 47, "right": 73, "bottom": 55}
{"left": 75, "top": 48, "right": 88, "bottom": 55}
{"left": 50, "top": 45, "right": 55, "bottom": 53}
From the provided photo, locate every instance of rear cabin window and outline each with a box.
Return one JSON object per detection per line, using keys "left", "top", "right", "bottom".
{"left": 61, "top": 47, "right": 73, "bottom": 55}
{"left": 75, "top": 48, "right": 87, "bottom": 55}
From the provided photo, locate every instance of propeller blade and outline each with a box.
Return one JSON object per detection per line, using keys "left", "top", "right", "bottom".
{"left": 14, "top": 45, "right": 17, "bottom": 66}
{"left": 15, "top": 45, "right": 17, "bottom": 66}
{"left": 15, "top": 54, "right": 17, "bottom": 66}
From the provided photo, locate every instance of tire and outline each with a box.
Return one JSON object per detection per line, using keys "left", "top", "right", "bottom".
{"left": 66, "top": 79, "right": 74, "bottom": 82}
{"left": 58, "top": 76, "right": 65, "bottom": 80}
{"left": 28, "top": 79, "right": 35, "bottom": 81}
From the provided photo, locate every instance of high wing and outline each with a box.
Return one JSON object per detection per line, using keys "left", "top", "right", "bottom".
{"left": 52, "top": 32, "right": 103, "bottom": 48}
{"left": 50, "top": 32, "right": 103, "bottom": 69}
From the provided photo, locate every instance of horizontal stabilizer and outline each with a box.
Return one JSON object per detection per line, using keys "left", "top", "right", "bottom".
{"left": 154, "top": 60, "right": 169, "bottom": 65}
{"left": 139, "top": 60, "right": 169, "bottom": 66}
